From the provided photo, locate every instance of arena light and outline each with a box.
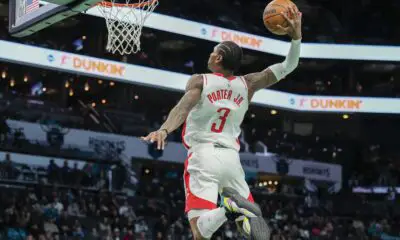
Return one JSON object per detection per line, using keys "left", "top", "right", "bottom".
{"left": 98, "top": 80, "right": 103, "bottom": 84}
{"left": 69, "top": 89, "right": 74, "bottom": 96}
{"left": 23, "top": 75, "right": 28, "bottom": 82}
{"left": 342, "top": 114, "right": 349, "bottom": 119}
{"left": 9, "top": 79, "right": 15, "bottom": 87}
{"left": 134, "top": 94, "right": 139, "bottom": 100}
{"left": 91, "top": 102, "right": 96, "bottom": 107}
{"left": 270, "top": 109, "right": 277, "bottom": 115}
{"left": 101, "top": 99, "right": 107, "bottom": 104}
{"left": 42, "top": 87, "right": 47, "bottom": 92}
{"left": 2, "top": 71, "right": 6, "bottom": 79}
{"left": 65, "top": 81, "right": 70, "bottom": 88}
{"left": 84, "top": 82, "right": 90, "bottom": 91}
{"left": 110, "top": 81, "right": 115, "bottom": 87}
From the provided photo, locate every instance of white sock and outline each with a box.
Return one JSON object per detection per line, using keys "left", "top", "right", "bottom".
{"left": 196, "top": 208, "right": 227, "bottom": 239}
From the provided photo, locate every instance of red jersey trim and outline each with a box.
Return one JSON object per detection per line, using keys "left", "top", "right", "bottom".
{"left": 181, "top": 121, "right": 190, "bottom": 149}
{"left": 247, "top": 193, "right": 255, "bottom": 203}
{"left": 239, "top": 76, "right": 248, "bottom": 89}
{"left": 184, "top": 153, "right": 217, "bottom": 213}
{"left": 213, "top": 72, "right": 236, "bottom": 81}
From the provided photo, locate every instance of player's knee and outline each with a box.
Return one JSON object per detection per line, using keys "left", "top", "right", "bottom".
{"left": 189, "top": 217, "right": 208, "bottom": 240}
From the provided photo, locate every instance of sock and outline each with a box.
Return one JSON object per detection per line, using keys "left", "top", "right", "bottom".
{"left": 196, "top": 207, "right": 228, "bottom": 238}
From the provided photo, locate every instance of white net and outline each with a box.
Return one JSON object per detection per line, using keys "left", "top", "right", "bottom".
{"left": 98, "top": 0, "right": 158, "bottom": 55}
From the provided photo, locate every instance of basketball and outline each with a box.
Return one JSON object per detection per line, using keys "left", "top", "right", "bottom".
{"left": 263, "top": 0, "right": 297, "bottom": 35}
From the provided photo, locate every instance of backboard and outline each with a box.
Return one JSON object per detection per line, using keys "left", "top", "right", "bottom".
{"left": 9, "top": 0, "right": 102, "bottom": 37}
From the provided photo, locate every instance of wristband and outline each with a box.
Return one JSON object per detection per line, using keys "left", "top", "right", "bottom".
{"left": 160, "top": 129, "right": 169, "bottom": 135}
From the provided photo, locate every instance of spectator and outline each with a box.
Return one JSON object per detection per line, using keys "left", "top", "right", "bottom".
{"left": 61, "top": 160, "right": 70, "bottom": 185}
{"left": 71, "top": 162, "right": 83, "bottom": 186}
{"left": 99, "top": 217, "right": 111, "bottom": 236}
{"left": 43, "top": 218, "right": 59, "bottom": 237}
{"left": 2, "top": 153, "right": 17, "bottom": 179}
{"left": 119, "top": 200, "right": 136, "bottom": 219}
{"left": 0, "top": 113, "right": 9, "bottom": 145}
{"left": 134, "top": 219, "right": 148, "bottom": 237}
{"left": 47, "top": 159, "right": 59, "bottom": 184}
{"left": 72, "top": 223, "right": 85, "bottom": 239}
{"left": 27, "top": 223, "right": 45, "bottom": 240}
{"left": 67, "top": 201, "right": 81, "bottom": 217}
{"left": 123, "top": 229, "right": 135, "bottom": 240}
{"left": 153, "top": 214, "right": 169, "bottom": 239}
{"left": 7, "top": 227, "right": 27, "bottom": 240}
{"left": 51, "top": 197, "right": 64, "bottom": 215}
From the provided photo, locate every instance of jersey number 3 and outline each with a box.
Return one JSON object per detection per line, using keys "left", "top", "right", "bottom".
{"left": 211, "top": 108, "right": 231, "bottom": 133}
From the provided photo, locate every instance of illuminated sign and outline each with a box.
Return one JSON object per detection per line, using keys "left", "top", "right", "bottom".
{"left": 298, "top": 98, "right": 363, "bottom": 111}
{"left": 0, "top": 40, "right": 399, "bottom": 114}
{"left": 37, "top": 1, "right": 400, "bottom": 61}
{"left": 79, "top": 3, "right": 400, "bottom": 61}
{"left": 210, "top": 28, "right": 263, "bottom": 49}
{"left": 60, "top": 54, "right": 125, "bottom": 76}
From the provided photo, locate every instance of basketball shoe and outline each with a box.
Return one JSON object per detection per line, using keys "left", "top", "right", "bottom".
{"left": 221, "top": 187, "right": 270, "bottom": 240}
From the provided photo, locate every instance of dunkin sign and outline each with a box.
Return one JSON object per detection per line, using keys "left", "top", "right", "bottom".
{"left": 61, "top": 54, "right": 125, "bottom": 77}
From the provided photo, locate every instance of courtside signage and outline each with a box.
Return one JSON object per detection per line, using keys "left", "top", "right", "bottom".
{"left": 6, "top": 119, "right": 342, "bottom": 182}
{"left": 38, "top": 1, "right": 400, "bottom": 61}
{"left": 0, "top": 40, "right": 399, "bottom": 114}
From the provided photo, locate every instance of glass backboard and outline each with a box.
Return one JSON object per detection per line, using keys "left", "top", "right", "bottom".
{"left": 9, "top": 0, "right": 101, "bottom": 37}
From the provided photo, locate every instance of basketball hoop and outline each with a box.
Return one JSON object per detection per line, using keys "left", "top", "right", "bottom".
{"left": 97, "top": 0, "right": 158, "bottom": 55}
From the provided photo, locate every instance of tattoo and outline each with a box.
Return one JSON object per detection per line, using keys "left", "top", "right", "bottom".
{"left": 244, "top": 68, "right": 278, "bottom": 100}
{"left": 159, "top": 74, "right": 203, "bottom": 134}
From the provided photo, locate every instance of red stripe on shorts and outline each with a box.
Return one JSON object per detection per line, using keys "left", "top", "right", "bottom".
{"left": 247, "top": 193, "right": 255, "bottom": 203}
{"left": 184, "top": 153, "right": 217, "bottom": 213}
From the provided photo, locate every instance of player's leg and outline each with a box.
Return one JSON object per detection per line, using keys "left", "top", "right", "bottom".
{"left": 188, "top": 209, "right": 228, "bottom": 240}
{"left": 221, "top": 187, "right": 270, "bottom": 240}
{"left": 217, "top": 148, "right": 270, "bottom": 239}
{"left": 183, "top": 144, "right": 229, "bottom": 239}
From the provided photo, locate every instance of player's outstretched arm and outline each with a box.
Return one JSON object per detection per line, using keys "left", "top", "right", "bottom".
{"left": 141, "top": 74, "right": 203, "bottom": 150}
{"left": 245, "top": 6, "right": 302, "bottom": 96}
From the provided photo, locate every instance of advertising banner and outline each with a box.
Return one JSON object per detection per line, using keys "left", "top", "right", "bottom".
{"left": 0, "top": 40, "right": 399, "bottom": 114}
{"left": 38, "top": 0, "right": 400, "bottom": 61}
{"left": 6, "top": 120, "right": 342, "bottom": 182}
{"left": 76, "top": 2, "right": 400, "bottom": 61}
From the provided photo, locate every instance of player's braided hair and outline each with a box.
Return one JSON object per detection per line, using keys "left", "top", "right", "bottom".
{"left": 217, "top": 41, "right": 243, "bottom": 73}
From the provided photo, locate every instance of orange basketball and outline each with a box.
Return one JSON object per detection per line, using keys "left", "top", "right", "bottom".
{"left": 263, "top": 0, "right": 297, "bottom": 35}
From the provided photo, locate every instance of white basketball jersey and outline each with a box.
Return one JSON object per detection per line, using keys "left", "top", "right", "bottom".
{"left": 182, "top": 73, "right": 249, "bottom": 151}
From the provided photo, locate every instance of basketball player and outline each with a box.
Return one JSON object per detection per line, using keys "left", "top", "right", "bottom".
{"left": 142, "top": 7, "right": 302, "bottom": 240}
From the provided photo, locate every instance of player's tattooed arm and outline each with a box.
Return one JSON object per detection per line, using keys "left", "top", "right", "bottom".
{"left": 160, "top": 74, "right": 203, "bottom": 133}
{"left": 244, "top": 7, "right": 302, "bottom": 99}
{"left": 141, "top": 74, "right": 203, "bottom": 150}
{"left": 244, "top": 69, "right": 278, "bottom": 99}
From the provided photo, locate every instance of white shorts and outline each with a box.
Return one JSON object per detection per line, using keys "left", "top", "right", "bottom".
{"left": 183, "top": 143, "right": 254, "bottom": 219}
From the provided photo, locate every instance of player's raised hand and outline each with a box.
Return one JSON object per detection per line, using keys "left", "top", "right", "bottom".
{"left": 141, "top": 129, "right": 168, "bottom": 150}
{"left": 277, "top": 6, "right": 302, "bottom": 40}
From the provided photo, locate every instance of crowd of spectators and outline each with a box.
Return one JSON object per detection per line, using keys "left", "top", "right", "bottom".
{"left": 0, "top": 153, "right": 400, "bottom": 240}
